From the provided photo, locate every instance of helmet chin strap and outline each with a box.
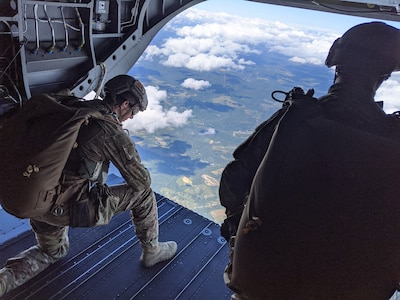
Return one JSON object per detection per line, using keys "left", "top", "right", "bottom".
{"left": 116, "top": 104, "right": 132, "bottom": 121}
{"left": 120, "top": 111, "right": 131, "bottom": 121}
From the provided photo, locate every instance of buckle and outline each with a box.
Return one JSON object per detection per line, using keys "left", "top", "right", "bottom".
{"left": 51, "top": 205, "right": 64, "bottom": 216}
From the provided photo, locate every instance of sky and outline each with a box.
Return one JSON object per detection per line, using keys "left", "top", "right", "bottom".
{"left": 123, "top": 0, "right": 400, "bottom": 133}
{"left": 195, "top": 0, "right": 400, "bottom": 32}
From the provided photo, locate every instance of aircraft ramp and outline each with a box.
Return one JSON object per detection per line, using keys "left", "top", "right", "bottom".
{"left": 0, "top": 194, "right": 232, "bottom": 299}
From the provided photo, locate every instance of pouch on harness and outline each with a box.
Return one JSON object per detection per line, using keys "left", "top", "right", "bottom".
{"left": 0, "top": 94, "right": 111, "bottom": 219}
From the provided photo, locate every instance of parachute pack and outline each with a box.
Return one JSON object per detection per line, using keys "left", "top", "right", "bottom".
{"left": 219, "top": 87, "right": 318, "bottom": 241}
{"left": 225, "top": 87, "right": 400, "bottom": 298}
{"left": 0, "top": 94, "right": 114, "bottom": 219}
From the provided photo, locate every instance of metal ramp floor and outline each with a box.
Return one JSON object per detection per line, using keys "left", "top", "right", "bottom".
{"left": 0, "top": 193, "right": 232, "bottom": 299}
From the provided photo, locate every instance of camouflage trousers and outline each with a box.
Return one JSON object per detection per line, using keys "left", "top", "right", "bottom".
{"left": 0, "top": 226, "right": 69, "bottom": 297}
{"left": 0, "top": 185, "right": 158, "bottom": 297}
{"left": 116, "top": 185, "right": 159, "bottom": 249}
{"left": 33, "top": 184, "right": 159, "bottom": 246}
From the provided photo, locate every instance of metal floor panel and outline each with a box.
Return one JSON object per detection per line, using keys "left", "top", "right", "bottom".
{"left": 0, "top": 209, "right": 30, "bottom": 249}
{"left": 0, "top": 194, "right": 232, "bottom": 300}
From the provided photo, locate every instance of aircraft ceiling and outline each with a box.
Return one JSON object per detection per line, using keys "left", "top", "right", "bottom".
{"left": 248, "top": 0, "right": 400, "bottom": 22}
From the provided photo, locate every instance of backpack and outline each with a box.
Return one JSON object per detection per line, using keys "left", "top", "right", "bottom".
{"left": 219, "top": 87, "right": 318, "bottom": 241}
{"left": 226, "top": 88, "right": 400, "bottom": 299}
{"left": 0, "top": 93, "right": 112, "bottom": 219}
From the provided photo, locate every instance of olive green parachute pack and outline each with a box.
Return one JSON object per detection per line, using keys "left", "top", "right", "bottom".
{"left": 0, "top": 94, "right": 112, "bottom": 219}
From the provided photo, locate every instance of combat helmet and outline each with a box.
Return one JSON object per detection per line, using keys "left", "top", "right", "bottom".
{"left": 325, "top": 22, "right": 400, "bottom": 76}
{"left": 104, "top": 75, "right": 148, "bottom": 111}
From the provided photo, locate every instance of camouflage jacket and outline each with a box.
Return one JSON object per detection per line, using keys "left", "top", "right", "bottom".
{"left": 63, "top": 99, "right": 151, "bottom": 192}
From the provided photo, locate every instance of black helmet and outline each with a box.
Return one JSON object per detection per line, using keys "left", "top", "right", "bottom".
{"left": 325, "top": 22, "right": 400, "bottom": 74}
{"left": 104, "top": 75, "right": 148, "bottom": 111}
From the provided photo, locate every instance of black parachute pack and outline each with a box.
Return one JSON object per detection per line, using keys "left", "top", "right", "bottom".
{"left": 0, "top": 93, "right": 115, "bottom": 219}
{"left": 219, "top": 87, "right": 318, "bottom": 241}
{"left": 226, "top": 88, "right": 400, "bottom": 298}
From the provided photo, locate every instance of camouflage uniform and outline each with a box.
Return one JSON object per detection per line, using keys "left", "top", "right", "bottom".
{"left": 0, "top": 99, "right": 164, "bottom": 296}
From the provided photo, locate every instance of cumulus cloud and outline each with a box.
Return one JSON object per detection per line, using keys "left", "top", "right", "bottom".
{"left": 142, "top": 9, "right": 338, "bottom": 72}
{"left": 122, "top": 85, "right": 192, "bottom": 133}
{"left": 181, "top": 78, "right": 211, "bottom": 90}
{"left": 376, "top": 74, "right": 400, "bottom": 113}
{"left": 199, "top": 127, "right": 216, "bottom": 135}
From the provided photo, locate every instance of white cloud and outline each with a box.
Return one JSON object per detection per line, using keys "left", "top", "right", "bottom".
{"left": 122, "top": 85, "right": 192, "bottom": 133}
{"left": 199, "top": 127, "right": 216, "bottom": 135}
{"left": 181, "top": 78, "right": 211, "bottom": 90}
{"left": 83, "top": 91, "right": 95, "bottom": 99}
{"left": 142, "top": 9, "right": 339, "bottom": 72}
{"left": 376, "top": 74, "right": 400, "bottom": 113}
{"left": 141, "top": 8, "right": 400, "bottom": 113}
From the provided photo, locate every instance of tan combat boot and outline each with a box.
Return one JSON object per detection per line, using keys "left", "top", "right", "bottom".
{"left": 140, "top": 240, "right": 177, "bottom": 267}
